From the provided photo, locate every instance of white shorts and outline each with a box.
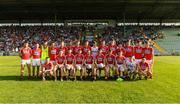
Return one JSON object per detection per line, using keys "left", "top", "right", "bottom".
{"left": 106, "top": 64, "right": 114, "bottom": 68}
{"left": 76, "top": 64, "right": 83, "bottom": 70}
{"left": 41, "top": 60, "right": 46, "bottom": 65}
{"left": 117, "top": 64, "right": 125, "bottom": 72}
{"left": 32, "top": 59, "right": 41, "bottom": 66}
{"left": 135, "top": 59, "right": 142, "bottom": 64}
{"left": 21, "top": 59, "right": 31, "bottom": 65}
{"left": 50, "top": 61, "right": 56, "bottom": 65}
{"left": 66, "top": 64, "right": 74, "bottom": 70}
{"left": 146, "top": 60, "right": 153, "bottom": 65}
{"left": 86, "top": 64, "right": 93, "bottom": 69}
{"left": 97, "top": 63, "right": 105, "bottom": 68}
{"left": 57, "top": 64, "right": 64, "bottom": 69}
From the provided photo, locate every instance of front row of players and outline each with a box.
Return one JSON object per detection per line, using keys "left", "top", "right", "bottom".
{"left": 41, "top": 49, "right": 152, "bottom": 81}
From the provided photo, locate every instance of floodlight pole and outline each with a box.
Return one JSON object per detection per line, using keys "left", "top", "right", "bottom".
{"left": 123, "top": 13, "right": 126, "bottom": 36}
{"left": 54, "top": 14, "right": 57, "bottom": 36}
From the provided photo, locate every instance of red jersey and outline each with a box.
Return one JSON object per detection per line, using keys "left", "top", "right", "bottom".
{"left": 73, "top": 46, "right": 83, "bottom": 55}
{"left": 99, "top": 45, "right": 108, "bottom": 55}
{"left": 66, "top": 54, "right": 74, "bottom": 64}
{"left": 134, "top": 46, "right": 143, "bottom": 59}
{"left": 58, "top": 46, "right": 67, "bottom": 55}
{"left": 139, "top": 61, "right": 149, "bottom": 71}
{"left": 96, "top": 54, "right": 105, "bottom": 64}
{"left": 20, "top": 47, "right": 32, "bottom": 60}
{"left": 32, "top": 48, "right": 41, "bottom": 59}
{"left": 84, "top": 54, "right": 94, "bottom": 64}
{"left": 43, "top": 62, "right": 53, "bottom": 70}
{"left": 116, "top": 56, "right": 125, "bottom": 65}
{"left": 106, "top": 54, "right": 115, "bottom": 64}
{"left": 124, "top": 45, "right": 134, "bottom": 57}
{"left": 143, "top": 47, "right": 153, "bottom": 60}
{"left": 116, "top": 47, "right": 126, "bottom": 56}
{"left": 75, "top": 54, "right": 84, "bottom": 64}
{"left": 49, "top": 47, "right": 58, "bottom": 61}
{"left": 56, "top": 55, "right": 66, "bottom": 64}
{"left": 109, "top": 45, "right": 117, "bottom": 55}
{"left": 83, "top": 46, "right": 91, "bottom": 55}
{"left": 66, "top": 45, "right": 74, "bottom": 54}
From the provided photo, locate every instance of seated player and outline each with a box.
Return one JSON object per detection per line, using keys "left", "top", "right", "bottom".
{"left": 138, "top": 57, "right": 151, "bottom": 80}
{"left": 105, "top": 50, "right": 116, "bottom": 80}
{"left": 95, "top": 49, "right": 105, "bottom": 79}
{"left": 65, "top": 49, "right": 75, "bottom": 80}
{"left": 42, "top": 57, "right": 56, "bottom": 81}
{"left": 115, "top": 51, "right": 126, "bottom": 78}
{"left": 74, "top": 50, "right": 85, "bottom": 80}
{"left": 84, "top": 50, "right": 96, "bottom": 80}
{"left": 126, "top": 56, "right": 138, "bottom": 80}
{"left": 55, "top": 50, "right": 65, "bottom": 81}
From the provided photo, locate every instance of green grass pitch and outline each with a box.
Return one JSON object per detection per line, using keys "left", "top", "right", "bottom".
{"left": 0, "top": 56, "right": 180, "bottom": 103}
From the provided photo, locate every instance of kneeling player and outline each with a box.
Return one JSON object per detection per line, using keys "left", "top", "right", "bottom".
{"left": 84, "top": 50, "right": 96, "bottom": 80}
{"left": 115, "top": 51, "right": 126, "bottom": 78}
{"left": 42, "top": 57, "right": 56, "bottom": 81}
{"left": 95, "top": 49, "right": 105, "bottom": 79}
{"left": 55, "top": 50, "right": 65, "bottom": 81}
{"left": 105, "top": 50, "right": 116, "bottom": 80}
{"left": 65, "top": 49, "right": 75, "bottom": 80}
{"left": 75, "top": 50, "right": 85, "bottom": 80}
{"left": 138, "top": 57, "right": 151, "bottom": 80}
{"left": 126, "top": 56, "right": 138, "bottom": 80}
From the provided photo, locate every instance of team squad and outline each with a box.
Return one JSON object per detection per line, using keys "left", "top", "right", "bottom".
{"left": 19, "top": 39, "right": 153, "bottom": 81}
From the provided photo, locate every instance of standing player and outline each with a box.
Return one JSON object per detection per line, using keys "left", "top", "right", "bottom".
{"left": 124, "top": 40, "right": 134, "bottom": 61}
{"left": 83, "top": 41, "right": 91, "bottom": 55}
{"left": 74, "top": 40, "right": 82, "bottom": 55}
{"left": 108, "top": 40, "right": 117, "bottom": 55}
{"left": 95, "top": 49, "right": 105, "bottom": 78}
{"left": 116, "top": 43, "right": 126, "bottom": 56}
{"left": 138, "top": 57, "right": 150, "bottom": 80}
{"left": 55, "top": 50, "right": 66, "bottom": 81}
{"left": 58, "top": 41, "right": 67, "bottom": 55}
{"left": 65, "top": 49, "right": 75, "bottom": 80}
{"left": 115, "top": 51, "right": 126, "bottom": 78}
{"left": 32, "top": 43, "right": 41, "bottom": 77}
{"left": 19, "top": 42, "right": 32, "bottom": 80}
{"left": 91, "top": 42, "right": 99, "bottom": 59}
{"left": 84, "top": 50, "right": 96, "bottom": 80}
{"left": 99, "top": 40, "right": 108, "bottom": 56}
{"left": 74, "top": 50, "right": 85, "bottom": 80}
{"left": 105, "top": 50, "right": 116, "bottom": 80}
{"left": 143, "top": 41, "right": 154, "bottom": 79}
{"left": 49, "top": 42, "right": 58, "bottom": 64}
{"left": 40, "top": 41, "right": 49, "bottom": 75}
{"left": 134, "top": 41, "right": 143, "bottom": 64}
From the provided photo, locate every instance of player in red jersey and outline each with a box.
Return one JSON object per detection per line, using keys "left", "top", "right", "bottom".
{"left": 65, "top": 49, "right": 75, "bottom": 80}
{"left": 83, "top": 41, "right": 91, "bottom": 55}
{"left": 95, "top": 49, "right": 105, "bottom": 78}
{"left": 84, "top": 50, "right": 96, "bottom": 80}
{"left": 58, "top": 41, "right": 67, "bottom": 55}
{"left": 116, "top": 43, "right": 126, "bottom": 56}
{"left": 73, "top": 40, "right": 83, "bottom": 55}
{"left": 55, "top": 50, "right": 66, "bottom": 81}
{"left": 19, "top": 42, "right": 32, "bottom": 80}
{"left": 124, "top": 40, "right": 134, "bottom": 61}
{"left": 67, "top": 41, "right": 75, "bottom": 55}
{"left": 105, "top": 50, "right": 116, "bottom": 80}
{"left": 42, "top": 57, "right": 55, "bottom": 81}
{"left": 134, "top": 41, "right": 143, "bottom": 64}
{"left": 74, "top": 49, "right": 85, "bottom": 80}
{"left": 138, "top": 57, "right": 150, "bottom": 80}
{"left": 143, "top": 41, "right": 154, "bottom": 79}
{"left": 108, "top": 40, "right": 117, "bottom": 55}
{"left": 32, "top": 43, "right": 41, "bottom": 77}
{"left": 115, "top": 51, "right": 126, "bottom": 78}
{"left": 99, "top": 40, "right": 108, "bottom": 56}
{"left": 48, "top": 42, "right": 58, "bottom": 64}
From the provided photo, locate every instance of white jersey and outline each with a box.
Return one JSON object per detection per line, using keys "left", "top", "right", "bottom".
{"left": 91, "top": 46, "right": 99, "bottom": 58}
{"left": 126, "top": 60, "right": 136, "bottom": 70}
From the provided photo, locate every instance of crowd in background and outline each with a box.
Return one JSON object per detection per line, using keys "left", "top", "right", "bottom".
{"left": 0, "top": 25, "right": 164, "bottom": 54}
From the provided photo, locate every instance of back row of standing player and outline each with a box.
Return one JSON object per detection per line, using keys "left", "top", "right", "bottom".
{"left": 19, "top": 39, "right": 153, "bottom": 81}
